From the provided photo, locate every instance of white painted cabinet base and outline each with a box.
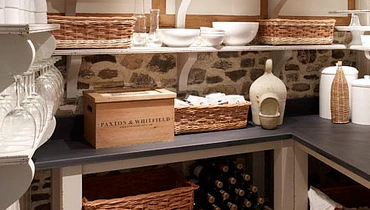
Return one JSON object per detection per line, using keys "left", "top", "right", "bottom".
{"left": 49, "top": 140, "right": 312, "bottom": 210}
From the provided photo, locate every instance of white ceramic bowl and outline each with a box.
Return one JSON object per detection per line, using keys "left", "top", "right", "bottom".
{"left": 361, "top": 35, "right": 370, "bottom": 46}
{"left": 159, "top": 28, "right": 199, "bottom": 47}
{"left": 212, "top": 22, "right": 259, "bottom": 46}
{"left": 201, "top": 33, "right": 225, "bottom": 47}
{"left": 200, "top": 27, "right": 225, "bottom": 33}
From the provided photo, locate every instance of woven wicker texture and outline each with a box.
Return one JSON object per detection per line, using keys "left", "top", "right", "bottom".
{"left": 258, "top": 18, "right": 336, "bottom": 45}
{"left": 83, "top": 167, "right": 198, "bottom": 210}
{"left": 174, "top": 102, "right": 251, "bottom": 134}
{"left": 48, "top": 15, "right": 136, "bottom": 48}
{"left": 330, "top": 64, "right": 349, "bottom": 124}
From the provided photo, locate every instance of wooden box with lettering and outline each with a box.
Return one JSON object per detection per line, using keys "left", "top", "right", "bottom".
{"left": 83, "top": 88, "right": 176, "bottom": 149}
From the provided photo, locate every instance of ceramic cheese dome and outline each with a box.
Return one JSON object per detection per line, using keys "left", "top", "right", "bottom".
{"left": 249, "top": 59, "right": 287, "bottom": 128}
{"left": 351, "top": 75, "right": 370, "bottom": 125}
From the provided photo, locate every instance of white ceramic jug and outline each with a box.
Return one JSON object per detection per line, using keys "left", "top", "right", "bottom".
{"left": 249, "top": 59, "right": 287, "bottom": 126}
{"left": 319, "top": 64, "right": 358, "bottom": 120}
{"left": 351, "top": 75, "right": 370, "bottom": 125}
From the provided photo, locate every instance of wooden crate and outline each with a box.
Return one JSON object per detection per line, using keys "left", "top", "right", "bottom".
{"left": 83, "top": 88, "right": 176, "bottom": 148}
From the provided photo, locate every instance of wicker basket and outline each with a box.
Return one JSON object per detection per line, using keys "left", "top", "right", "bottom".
{"left": 175, "top": 102, "right": 251, "bottom": 134}
{"left": 257, "top": 18, "right": 336, "bottom": 45}
{"left": 330, "top": 64, "right": 349, "bottom": 124}
{"left": 48, "top": 15, "right": 136, "bottom": 49}
{"left": 82, "top": 167, "right": 198, "bottom": 210}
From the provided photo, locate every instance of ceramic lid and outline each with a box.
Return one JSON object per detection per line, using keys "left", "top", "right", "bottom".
{"left": 321, "top": 66, "right": 358, "bottom": 75}
{"left": 352, "top": 75, "right": 370, "bottom": 87}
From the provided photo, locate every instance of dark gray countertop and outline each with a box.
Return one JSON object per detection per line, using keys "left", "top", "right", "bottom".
{"left": 32, "top": 115, "right": 370, "bottom": 182}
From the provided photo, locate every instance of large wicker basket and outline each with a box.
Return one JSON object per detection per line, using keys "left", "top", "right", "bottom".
{"left": 175, "top": 102, "right": 251, "bottom": 134}
{"left": 48, "top": 15, "right": 136, "bottom": 49}
{"left": 82, "top": 167, "right": 198, "bottom": 210}
{"left": 257, "top": 18, "right": 336, "bottom": 45}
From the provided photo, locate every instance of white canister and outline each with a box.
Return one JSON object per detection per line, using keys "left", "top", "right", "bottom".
{"left": 351, "top": 75, "right": 370, "bottom": 125}
{"left": 34, "top": 0, "right": 47, "bottom": 23}
{"left": 4, "top": 0, "right": 19, "bottom": 8}
{"left": 319, "top": 65, "right": 358, "bottom": 120}
{"left": 0, "top": 0, "right": 4, "bottom": 24}
{"left": 4, "top": 7, "right": 19, "bottom": 24}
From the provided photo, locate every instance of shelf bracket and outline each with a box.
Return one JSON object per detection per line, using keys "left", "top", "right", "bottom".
{"left": 269, "top": 0, "right": 288, "bottom": 18}
{"left": 66, "top": 55, "right": 82, "bottom": 100}
{"left": 364, "top": 50, "right": 370, "bottom": 60}
{"left": 177, "top": 52, "right": 197, "bottom": 92}
{"left": 271, "top": 50, "right": 292, "bottom": 77}
{"left": 175, "top": 0, "right": 192, "bottom": 28}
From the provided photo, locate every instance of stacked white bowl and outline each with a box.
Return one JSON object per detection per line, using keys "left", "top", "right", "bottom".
{"left": 212, "top": 22, "right": 259, "bottom": 46}
{"left": 200, "top": 27, "right": 225, "bottom": 47}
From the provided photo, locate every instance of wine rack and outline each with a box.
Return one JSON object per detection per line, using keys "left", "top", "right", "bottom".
{"left": 189, "top": 155, "right": 267, "bottom": 210}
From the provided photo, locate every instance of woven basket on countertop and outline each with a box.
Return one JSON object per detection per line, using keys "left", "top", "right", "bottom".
{"left": 330, "top": 62, "right": 350, "bottom": 124}
{"left": 48, "top": 15, "right": 136, "bottom": 49}
{"left": 257, "top": 18, "right": 336, "bottom": 45}
{"left": 82, "top": 167, "right": 198, "bottom": 210}
{"left": 174, "top": 102, "right": 251, "bottom": 134}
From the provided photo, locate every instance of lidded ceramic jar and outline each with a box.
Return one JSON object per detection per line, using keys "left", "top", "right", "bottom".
{"left": 319, "top": 64, "right": 358, "bottom": 120}
{"left": 249, "top": 59, "right": 287, "bottom": 127}
{"left": 351, "top": 75, "right": 370, "bottom": 125}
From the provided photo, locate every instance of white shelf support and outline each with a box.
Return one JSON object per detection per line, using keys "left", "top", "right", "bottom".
{"left": 274, "top": 140, "right": 295, "bottom": 210}
{"left": 271, "top": 50, "right": 293, "bottom": 77}
{"left": 175, "top": 0, "right": 192, "bottom": 28}
{"left": 52, "top": 166, "right": 83, "bottom": 210}
{"left": 66, "top": 55, "right": 82, "bottom": 100}
{"left": 269, "top": 0, "right": 288, "bottom": 18}
{"left": 177, "top": 52, "right": 197, "bottom": 92}
{"left": 364, "top": 50, "right": 370, "bottom": 60}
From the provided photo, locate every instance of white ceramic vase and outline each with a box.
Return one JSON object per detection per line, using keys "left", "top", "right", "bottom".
{"left": 249, "top": 59, "right": 287, "bottom": 127}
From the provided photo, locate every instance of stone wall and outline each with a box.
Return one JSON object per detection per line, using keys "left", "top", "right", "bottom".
{"left": 56, "top": 49, "right": 357, "bottom": 116}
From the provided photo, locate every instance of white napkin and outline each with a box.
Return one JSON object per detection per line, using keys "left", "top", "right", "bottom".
{"left": 174, "top": 98, "right": 190, "bottom": 108}
{"left": 308, "top": 186, "right": 343, "bottom": 210}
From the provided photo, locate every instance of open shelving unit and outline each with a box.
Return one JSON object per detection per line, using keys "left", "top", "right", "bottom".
{"left": 0, "top": 24, "right": 59, "bottom": 210}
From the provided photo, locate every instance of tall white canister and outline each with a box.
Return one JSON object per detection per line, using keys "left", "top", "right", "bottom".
{"left": 319, "top": 64, "right": 358, "bottom": 120}
{"left": 351, "top": 75, "right": 370, "bottom": 125}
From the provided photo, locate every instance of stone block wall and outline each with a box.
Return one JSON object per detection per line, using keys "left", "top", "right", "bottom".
{"left": 56, "top": 49, "right": 357, "bottom": 116}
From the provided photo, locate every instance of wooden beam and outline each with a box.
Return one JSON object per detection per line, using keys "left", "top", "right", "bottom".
{"left": 159, "top": 14, "right": 261, "bottom": 28}
{"left": 152, "top": 0, "right": 166, "bottom": 14}
{"left": 348, "top": 0, "right": 355, "bottom": 10}
{"left": 260, "top": 0, "right": 269, "bottom": 19}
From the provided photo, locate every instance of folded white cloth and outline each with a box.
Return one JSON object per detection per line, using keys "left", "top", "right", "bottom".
{"left": 308, "top": 186, "right": 343, "bottom": 210}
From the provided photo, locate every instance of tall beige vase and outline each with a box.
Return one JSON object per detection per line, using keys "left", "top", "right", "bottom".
{"left": 249, "top": 59, "right": 287, "bottom": 126}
